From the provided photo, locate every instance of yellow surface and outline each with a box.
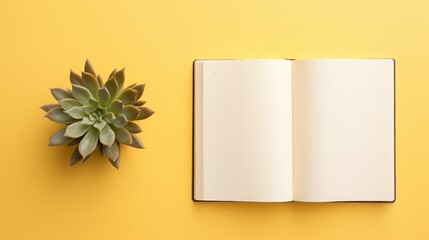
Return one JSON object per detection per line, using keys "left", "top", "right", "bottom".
{"left": 0, "top": 0, "right": 428, "bottom": 239}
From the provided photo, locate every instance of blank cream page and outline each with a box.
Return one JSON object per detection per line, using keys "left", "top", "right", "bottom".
{"left": 194, "top": 59, "right": 293, "bottom": 202}
{"left": 292, "top": 59, "right": 395, "bottom": 202}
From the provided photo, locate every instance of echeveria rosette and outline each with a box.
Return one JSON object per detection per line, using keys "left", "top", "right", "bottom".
{"left": 41, "top": 60, "right": 154, "bottom": 169}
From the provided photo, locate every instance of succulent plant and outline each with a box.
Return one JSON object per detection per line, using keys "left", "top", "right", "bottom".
{"left": 41, "top": 60, "right": 154, "bottom": 169}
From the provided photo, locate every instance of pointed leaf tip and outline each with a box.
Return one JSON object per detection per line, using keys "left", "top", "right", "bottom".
{"left": 137, "top": 107, "right": 154, "bottom": 120}
{"left": 65, "top": 122, "right": 91, "bottom": 138}
{"left": 105, "top": 77, "right": 119, "bottom": 99}
{"left": 108, "top": 68, "right": 117, "bottom": 79}
{"left": 67, "top": 137, "right": 82, "bottom": 146}
{"left": 125, "top": 121, "right": 142, "bottom": 133}
{"left": 48, "top": 128, "right": 72, "bottom": 146}
{"left": 115, "top": 68, "right": 125, "bottom": 89}
{"left": 83, "top": 154, "right": 91, "bottom": 163}
{"left": 133, "top": 84, "right": 145, "bottom": 100}
{"left": 81, "top": 71, "right": 100, "bottom": 97}
{"left": 109, "top": 156, "right": 120, "bottom": 169}
{"left": 71, "top": 84, "right": 92, "bottom": 105}
{"left": 59, "top": 98, "right": 81, "bottom": 111}
{"left": 99, "top": 143, "right": 104, "bottom": 156}
{"left": 111, "top": 125, "right": 132, "bottom": 144}
{"left": 97, "top": 75, "right": 104, "bottom": 87}
{"left": 70, "top": 69, "right": 82, "bottom": 85}
{"left": 123, "top": 105, "right": 140, "bottom": 120}
{"left": 105, "top": 141, "right": 120, "bottom": 169}
{"left": 41, "top": 104, "right": 60, "bottom": 112}
{"left": 84, "top": 59, "right": 96, "bottom": 76}
{"left": 70, "top": 147, "right": 83, "bottom": 166}
{"left": 129, "top": 134, "right": 144, "bottom": 149}
{"left": 64, "top": 106, "right": 87, "bottom": 119}
{"left": 125, "top": 83, "right": 137, "bottom": 89}
{"left": 51, "top": 88, "right": 72, "bottom": 101}
{"left": 117, "top": 88, "right": 137, "bottom": 105}
{"left": 133, "top": 100, "right": 146, "bottom": 106}
{"left": 98, "top": 87, "right": 111, "bottom": 107}
{"left": 45, "top": 108, "right": 76, "bottom": 124}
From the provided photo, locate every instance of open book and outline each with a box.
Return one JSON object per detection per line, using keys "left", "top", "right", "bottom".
{"left": 193, "top": 59, "right": 395, "bottom": 202}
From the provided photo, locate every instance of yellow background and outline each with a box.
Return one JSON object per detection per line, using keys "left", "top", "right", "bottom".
{"left": 0, "top": 0, "right": 428, "bottom": 239}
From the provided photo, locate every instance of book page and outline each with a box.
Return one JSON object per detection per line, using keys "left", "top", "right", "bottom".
{"left": 194, "top": 59, "right": 293, "bottom": 202}
{"left": 293, "top": 59, "right": 395, "bottom": 202}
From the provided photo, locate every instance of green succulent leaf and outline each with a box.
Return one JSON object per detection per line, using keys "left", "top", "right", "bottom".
{"left": 108, "top": 100, "right": 124, "bottom": 114}
{"left": 48, "top": 127, "right": 71, "bottom": 146}
{"left": 88, "top": 97, "right": 99, "bottom": 108}
{"left": 98, "top": 87, "right": 111, "bottom": 107}
{"left": 109, "top": 154, "right": 120, "bottom": 169}
{"left": 129, "top": 134, "right": 144, "bottom": 149}
{"left": 70, "top": 70, "right": 82, "bottom": 85}
{"left": 105, "top": 77, "right": 119, "bottom": 99}
{"left": 108, "top": 68, "right": 117, "bottom": 79}
{"left": 45, "top": 108, "right": 77, "bottom": 124}
{"left": 81, "top": 72, "right": 100, "bottom": 97}
{"left": 70, "top": 147, "right": 83, "bottom": 166}
{"left": 133, "top": 100, "right": 146, "bottom": 106}
{"left": 117, "top": 88, "right": 137, "bottom": 105}
{"left": 99, "top": 143, "right": 104, "bottom": 156}
{"left": 99, "top": 108, "right": 107, "bottom": 115}
{"left": 67, "top": 137, "right": 82, "bottom": 146}
{"left": 103, "top": 112, "right": 116, "bottom": 123}
{"left": 83, "top": 154, "right": 91, "bottom": 163}
{"left": 81, "top": 117, "right": 95, "bottom": 125}
{"left": 137, "top": 107, "right": 154, "bottom": 120}
{"left": 115, "top": 68, "right": 125, "bottom": 89}
{"left": 65, "top": 121, "right": 92, "bottom": 138}
{"left": 104, "top": 141, "right": 120, "bottom": 163}
{"left": 84, "top": 59, "right": 96, "bottom": 77}
{"left": 71, "top": 84, "right": 92, "bottom": 105}
{"left": 64, "top": 106, "right": 87, "bottom": 119}
{"left": 123, "top": 105, "right": 140, "bottom": 120}
{"left": 133, "top": 84, "right": 145, "bottom": 100}
{"left": 111, "top": 125, "right": 132, "bottom": 144}
{"left": 125, "top": 83, "right": 137, "bottom": 90}
{"left": 97, "top": 75, "right": 103, "bottom": 87}
{"left": 95, "top": 114, "right": 102, "bottom": 122}
{"left": 125, "top": 122, "right": 142, "bottom": 133}
{"left": 99, "top": 124, "right": 115, "bottom": 146}
{"left": 82, "top": 105, "right": 96, "bottom": 114}
{"left": 78, "top": 127, "right": 98, "bottom": 158}
{"left": 59, "top": 98, "right": 81, "bottom": 111}
{"left": 93, "top": 119, "right": 107, "bottom": 131}
{"left": 41, "top": 104, "right": 60, "bottom": 112}
{"left": 111, "top": 114, "right": 128, "bottom": 128}
{"left": 51, "top": 88, "right": 72, "bottom": 101}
